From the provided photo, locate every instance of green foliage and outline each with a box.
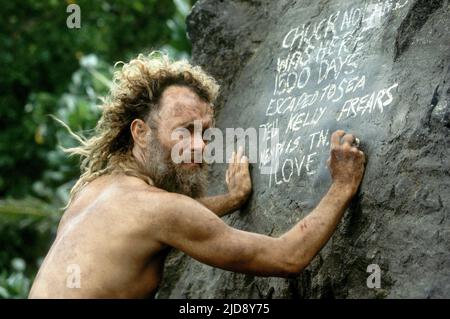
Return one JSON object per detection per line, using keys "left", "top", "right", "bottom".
{"left": 0, "top": 0, "right": 194, "bottom": 198}
{"left": 0, "top": 197, "right": 60, "bottom": 298}
{"left": 0, "top": 0, "right": 195, "bottom": 298}
{"left": 32, "top": 54, "right": 112, "bottom": 206}
{"left": 0, "top": 258, "right": 31, "bottom": 299}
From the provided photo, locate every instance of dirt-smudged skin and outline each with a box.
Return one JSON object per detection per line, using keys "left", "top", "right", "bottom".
{"left": 29, "top": 175, "right": 169, "bottom": 298}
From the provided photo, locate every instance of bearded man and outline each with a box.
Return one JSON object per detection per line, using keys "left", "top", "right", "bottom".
{"left": 29, "top": 53, "right": 366, "bottom": 298}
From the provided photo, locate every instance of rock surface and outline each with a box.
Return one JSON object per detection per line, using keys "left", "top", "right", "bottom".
{"left": 156, "top": 0, "right": 450, "bottom": 298}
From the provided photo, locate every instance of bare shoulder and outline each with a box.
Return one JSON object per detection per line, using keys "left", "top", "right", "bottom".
{"left": 131, "top": 186, "right": 208, "bottom": 218}
{"left": 130, "top": 184, "right": 221, "bottom": 230}
{"left": 69, "top": 173, "right": 205, "bottom": 221}
{"left": 102, "top": 175, "right": 224, "bottom": 244}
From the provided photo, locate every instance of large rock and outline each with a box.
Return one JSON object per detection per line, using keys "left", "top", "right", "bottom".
{"left": 157, "top": 0, "right": 450, "bottom": 298}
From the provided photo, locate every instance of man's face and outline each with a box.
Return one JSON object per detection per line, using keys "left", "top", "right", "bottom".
{"left": 141, "top": 85, "right": 214, "bottom": 197}
{"left": 156, "top": 85, "right": 214, "bottom": 166}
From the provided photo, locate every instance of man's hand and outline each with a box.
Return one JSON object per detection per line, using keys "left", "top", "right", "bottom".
{"left": 226, "top": 146, "right": 252, "bottom": 206}
{"left": 195, "top": 146, "right": 252, "bottom": 217}
{"left": 327, "top": 130, "right": 366, "bottom": 195}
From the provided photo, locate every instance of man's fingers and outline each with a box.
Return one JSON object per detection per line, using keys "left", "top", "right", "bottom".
{"left": 331, "top": 130, "right": 345, "bottom": 149}
{"left": 241, "top": 155, "right": 249, "bottom": 171}
{"left": 226, "top": 152, "right": 249, "bottom": 186}
{"left": 228, "top": 151, "right": 236, "bottom": 175}
{"left": 229, "top": 148, "right": 249, "bottom": 175}
{"left": 230, "top": 151, "right": 236, "bottom": 167}
{"left": 342, "top": 133, "right": 355, "bottom": 146}
{"left": 236, "top": 146, "right": 243, "bottom": 163}
{"left": 359, "top": 150, "right": 366, "bottom": 164}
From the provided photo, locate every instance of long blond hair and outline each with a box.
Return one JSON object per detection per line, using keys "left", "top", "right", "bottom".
{"left": 61, "top": 51, "right": 220, "bottom": 208}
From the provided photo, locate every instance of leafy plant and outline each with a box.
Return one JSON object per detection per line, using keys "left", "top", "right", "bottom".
{"left": 0, "top": 0, "right": 195, "bottom": 298}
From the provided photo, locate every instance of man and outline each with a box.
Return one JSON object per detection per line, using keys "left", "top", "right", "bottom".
{"left": 29, "top": 53, "right": 365, "bottom": 298}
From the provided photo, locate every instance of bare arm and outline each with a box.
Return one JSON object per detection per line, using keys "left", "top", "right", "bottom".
{"left": 196, "top": 146, "right": 252, "bottom": 217}
{"left": 152, "top": 130, "right": 365, "bottom": 277}
{"left": 278, "top": 183, "right": 353, "bottom": 272}
{"left": 154, "top": 193, "right": 291, "bottom": 276}
{"left": 279, "top": 130, "right": 366, "bottom": 271}
{"left": 196, "top": 193, "right": 243, "bottom": 217}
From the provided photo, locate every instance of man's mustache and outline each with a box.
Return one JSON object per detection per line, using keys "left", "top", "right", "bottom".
{"left": 178, "top": 151, "right": 205, "bottom": 164}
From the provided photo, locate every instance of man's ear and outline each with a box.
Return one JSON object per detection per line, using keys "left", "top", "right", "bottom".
{"left": 130, "top": 119, "right": 150, "bottom": 149}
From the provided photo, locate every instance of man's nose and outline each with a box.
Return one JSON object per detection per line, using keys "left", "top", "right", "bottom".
{"left": 191, "top": 134, "right": 206, "bottom": 152}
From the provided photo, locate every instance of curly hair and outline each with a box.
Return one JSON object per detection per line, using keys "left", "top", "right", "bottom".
{"left": 61, "top": 51, "right": 220, "bottom": 208}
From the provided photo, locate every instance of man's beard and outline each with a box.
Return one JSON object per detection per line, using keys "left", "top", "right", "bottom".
{"left": 142, "top": 135, "right": 208, "bottom": 198}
